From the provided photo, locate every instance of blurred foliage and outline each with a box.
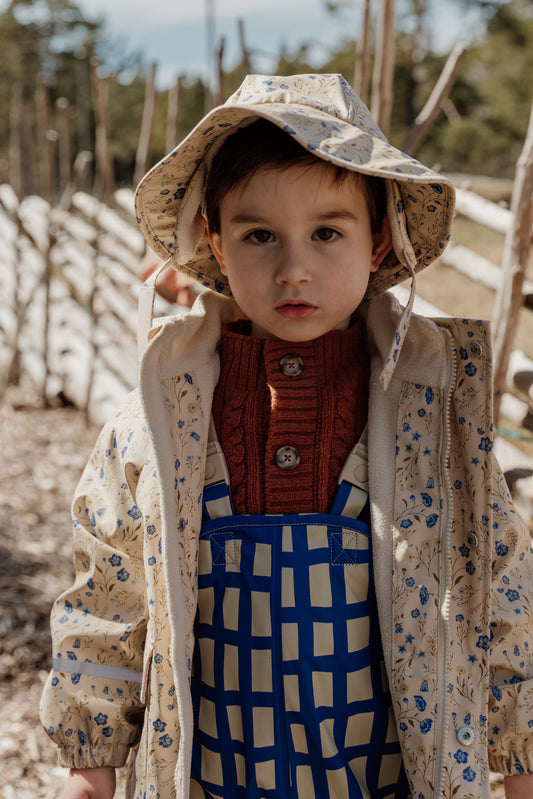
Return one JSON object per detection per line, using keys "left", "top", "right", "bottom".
{"left": 317, "top": 0, "right": 533, "bottom": 176}
{"left": 0, "top": 0, "right": 532, "bottom": 196}
{"left": 414, "top": 0, "right": 533, "bottom": 175}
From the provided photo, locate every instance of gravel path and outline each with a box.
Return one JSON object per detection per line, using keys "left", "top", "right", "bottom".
{"left": 0, "top": 379, "right": 506, "bottom": 798}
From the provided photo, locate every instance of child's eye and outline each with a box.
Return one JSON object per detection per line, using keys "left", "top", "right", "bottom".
{"left": 313, "top": 227, "right": 339, "bottom": 242}
{"left": 245, "top": 229, "right": 274, "bottom": 244}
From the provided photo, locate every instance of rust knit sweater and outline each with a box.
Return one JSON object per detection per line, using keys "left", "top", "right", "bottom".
{"left": 211, "top": 320, "right": 369, "bottom": 515}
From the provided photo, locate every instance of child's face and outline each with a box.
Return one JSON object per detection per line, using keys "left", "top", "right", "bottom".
{"left": 207, "top": 162, "right": 392, "bottom": 341}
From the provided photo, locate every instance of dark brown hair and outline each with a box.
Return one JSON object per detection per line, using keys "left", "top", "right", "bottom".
{"left": 204, "top": 118, "right": 387, "bottom": 235}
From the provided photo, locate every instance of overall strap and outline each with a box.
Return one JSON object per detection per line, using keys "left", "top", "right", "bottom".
{"left": 202, "top": 419, "right": 234, "bottom": 520}
{"left": 203, "top": 422, "right": 369, "bottom": 522}
{"left": 330, "top": 426, "right": 369, "bottom": 520}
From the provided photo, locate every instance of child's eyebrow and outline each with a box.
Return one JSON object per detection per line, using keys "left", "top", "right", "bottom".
{"left": 229, "top": 213, "right": 269, "bottom": 225}
{"left": 229, "top": 209, "right": 360, "bottom": 225}
{"left": 315, "top": 209, "right": 360, "bottom": 223}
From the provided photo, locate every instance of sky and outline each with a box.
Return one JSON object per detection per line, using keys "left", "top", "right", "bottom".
{"left": 1, "top": 0, "right": 486, "bottom": 90}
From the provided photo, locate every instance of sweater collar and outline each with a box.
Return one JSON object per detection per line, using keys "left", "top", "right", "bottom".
{"left": 219, "top": 319, "right": 369, "bottom": 387}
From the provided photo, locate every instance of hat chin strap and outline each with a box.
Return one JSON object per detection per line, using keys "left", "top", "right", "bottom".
{"left": 137, "top": 256, "right": 174, "bottom": 361}
{"left": 379, "top": 181, "right": 417, "bottom": 391}
{"left": 175, "top": 161, "right": 207, "bottom": 265}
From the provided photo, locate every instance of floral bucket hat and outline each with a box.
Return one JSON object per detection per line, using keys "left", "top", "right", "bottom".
{"left": 135, "top": 72, "right": 454, "bottom": 297}
{"left": 135, "top": 73, "right": 456, "bottom": 384}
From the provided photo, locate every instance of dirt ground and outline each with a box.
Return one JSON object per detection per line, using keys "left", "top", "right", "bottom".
{"left": 0, "top": 380, "right": 100, "bottom": 798}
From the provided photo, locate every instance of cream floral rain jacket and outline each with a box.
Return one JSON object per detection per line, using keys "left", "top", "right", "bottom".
{"left": 40, "top": 290, "right": 533, "bottom": 799}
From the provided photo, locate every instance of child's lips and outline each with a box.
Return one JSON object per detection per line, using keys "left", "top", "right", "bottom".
{"left": 275, "top": 300, "right": 317, "bottom": 319}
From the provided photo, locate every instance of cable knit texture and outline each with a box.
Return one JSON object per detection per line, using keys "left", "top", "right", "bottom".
{"left": 212, "top": 320, "right": 369, "bottom": 514}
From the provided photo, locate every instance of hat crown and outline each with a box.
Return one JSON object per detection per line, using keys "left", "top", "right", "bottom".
{"left": 227, "top": 73, "right": 387, "bottom": 142}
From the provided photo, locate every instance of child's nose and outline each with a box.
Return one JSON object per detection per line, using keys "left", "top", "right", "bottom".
{"left": 274, "top": 242, "right": 311, "bottom": 285}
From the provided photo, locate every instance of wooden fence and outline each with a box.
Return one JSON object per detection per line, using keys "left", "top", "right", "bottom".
{"left": 0, "top": 184, "right": 175, "bottom": 423}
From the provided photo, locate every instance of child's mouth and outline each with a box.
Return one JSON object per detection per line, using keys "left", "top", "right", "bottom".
{"left": 275, "top": 301, "right": 317, "bottom": 320}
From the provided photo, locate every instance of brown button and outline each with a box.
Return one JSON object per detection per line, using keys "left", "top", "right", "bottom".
{"left": 275, "top": 445, "right": 300, "bottom": 470}
{"left": 279, "top": 354, "right": 304, "bottom": 377}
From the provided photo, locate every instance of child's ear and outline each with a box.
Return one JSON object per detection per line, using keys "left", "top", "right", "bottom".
{"left": 206, "top": 229, "right": 226, "bottom": 276}
{"left": 371, "top": 215, "right": 393, "bottom": 272}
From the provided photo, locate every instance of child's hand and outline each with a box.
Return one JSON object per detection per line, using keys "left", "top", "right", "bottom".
{"left": 60, "top": 767, "right": 116, "bottom": 799}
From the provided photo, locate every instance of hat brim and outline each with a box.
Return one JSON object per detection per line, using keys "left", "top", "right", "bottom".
{"left": 135, "top": 101, "right": 455, "bottom": 298}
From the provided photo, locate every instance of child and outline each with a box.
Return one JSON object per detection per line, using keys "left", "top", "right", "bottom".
{"left": 41, "top": 74, "right": 533, "bottom": 799}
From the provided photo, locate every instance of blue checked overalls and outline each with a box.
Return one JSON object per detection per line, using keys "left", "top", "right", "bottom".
{"left": 191, "top": 422, "right": 409, "bottom": 799}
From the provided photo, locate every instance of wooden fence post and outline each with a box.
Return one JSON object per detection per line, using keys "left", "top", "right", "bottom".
{"left": 166, "top": 75, "right": 182, "bottom": 152}
{"left": 91, "top": 59, "right": 114, "bottom": 202}
{"left": 1, "top": 190, "right": 22, "bottom": 391}
{"left": 41, "top": 219, "right": 55, "bottom": 408}
{"left": 56, "top": 97, "right": 72, "bottom": 198}
{"left": 59, "top": 150, "right": 93, "bottom": 211}
{"left": 134, "top": 62, "right": 158, "bottom": 187}
{"left": 75, "top": 56, "right": 93, "bottom": 157}
{"left": 354, "top": 0, "right": 372, "bottom": 105}
{"left": 370, "top": 0, "right": 395, "bottom": 135}
{"left": 9, "top": 83, "right": 23, "bottom": 198}
{"left": 21, "top": 97, "right": 36, "bottom": 197}
{"left": 35, "top": 76, "right": 56, "bottom": 204}
{"left": 492, "top": 101, "right": 533, "bottom": 424}
{"left": 214, "top": 37, "right": 225, "bottom": 107}
{"left": 238, "top": 19, "right": 251, "bottom": 75}
{"left": 0, "top": 189, "right": 50, "bottom": 397}
{"left": 204, "top": 0, "right": 216, "bottom": 113}
{"left": 403, "top": 42, "right": 467, "bottom": 155}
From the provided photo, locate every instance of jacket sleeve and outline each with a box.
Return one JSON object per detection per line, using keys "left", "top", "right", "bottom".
{"left": 487, "top": 458, "right": 533, "bottom": 776}
{"left": 39, "top": 393, "right": 150, "bottom": 769}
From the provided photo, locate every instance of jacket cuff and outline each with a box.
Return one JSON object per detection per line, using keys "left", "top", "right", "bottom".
{"left": 57, "top": 743, "right": 130, "bottom": 769}
{"left": 490, "top": 748, "right": 533, "bottom": 777}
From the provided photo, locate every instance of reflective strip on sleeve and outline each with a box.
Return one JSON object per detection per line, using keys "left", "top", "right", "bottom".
{"left": 53, "top": 657, "right": 143, "bottom": 683}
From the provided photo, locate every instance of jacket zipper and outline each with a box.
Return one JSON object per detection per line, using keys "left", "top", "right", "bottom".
{"left": 434, "top": 333, "right": 457, "bottom": 798}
